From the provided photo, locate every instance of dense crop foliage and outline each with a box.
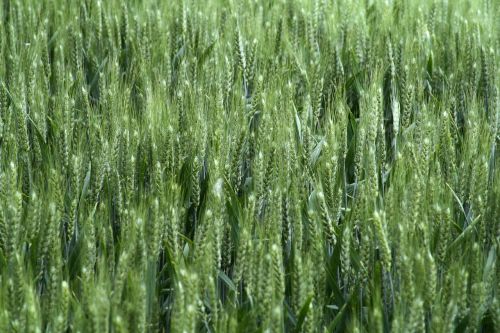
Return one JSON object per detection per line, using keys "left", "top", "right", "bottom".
{"left": 0, "top": 0, "right": 499, "bottom": 332}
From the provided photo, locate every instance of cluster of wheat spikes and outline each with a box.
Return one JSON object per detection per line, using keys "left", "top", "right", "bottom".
{"left": 0, "top": 0, "right": 498, "bottom": 332}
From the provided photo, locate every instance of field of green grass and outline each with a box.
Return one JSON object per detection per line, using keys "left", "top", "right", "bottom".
{"left": 0, "top": 0, "right": 498, "bottom": 332}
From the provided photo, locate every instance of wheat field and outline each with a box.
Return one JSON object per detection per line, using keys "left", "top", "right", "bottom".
{"left": 0, "top": 0, "right": 498, "bottom": 332}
